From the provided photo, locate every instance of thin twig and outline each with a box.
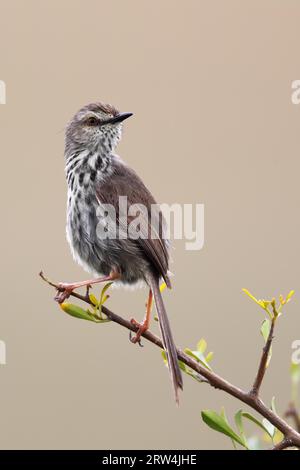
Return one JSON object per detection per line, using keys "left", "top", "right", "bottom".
{"left": 285, "top": 402, "right": 300, "bottom": 433}
{"left": 250, "top": 318, "right": 275, "bottom": 396}
{"left": 40, "top": 271, "right": 300, "bottom": 449}
{"left": 272, "top": 437, "right": 293, "bottom": 450}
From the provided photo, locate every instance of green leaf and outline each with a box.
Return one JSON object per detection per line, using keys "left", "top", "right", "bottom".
{"left": 89, "top": 293, "right": 98, "bottom": 306}
{"left": 241, "top": 411, "right": 273, "bottom": 438}
{"left": 271, "top": 396, "right": 277, "bottom": 414}
{"left": 260, "top": 319, "right": 272, "bottom": 367}
{"left": 197, "top": 338, "right": 207, "bottom": 354}
{"left": 234, "top": 410, "right": 247, "bottom": 446}
{"left": 201, "top": 410, "right": 248, "bottom": 448}
{"left": 163, "top": 350, "right": 207, "bottom": 383}
{"left": 260, "top": 300, "right": 271, "bottom": 309}
{"left": 242, "top": 401, "right": 277, "bottom": 440}
{"left": 260, "top": 319, "right": 271, "bottom": 342}
{"left": 263, "top": 398, "right": 277, "bottom": 439}
{"left": 291, "top": 362, "right": 300, "bottom": 385}
{"left": 205, "top": 351, "right": 214, "bottom": 363}
{"left": 242, "top": 289, "right": 272, "bottom": 319}
{"left": 99, "top": 281, "right": 113, "bottom": 306}
{"left": 262, "top": 418, "right": 275, "bottom": 438}
{"left": 221, "top": 408, "right": 237, "bottom": 449}
{"left": 185, "top": 348, "right": 212, "bottom": 370}
{"left": 273, "top": 428, "right": 284, "bottom": 445}
{"left": 60, "top": 303, "right": 108, "bottom": 323}
{"left": 242, "top": 288, "right": 260, "bottom": 304}
{"left": 286, "top": 290, "right": 295, "bottom": 303}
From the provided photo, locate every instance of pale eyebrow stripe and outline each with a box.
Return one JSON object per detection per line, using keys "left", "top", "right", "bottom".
{"left": 78, "top": 111, "right": 101, "bottom": 121}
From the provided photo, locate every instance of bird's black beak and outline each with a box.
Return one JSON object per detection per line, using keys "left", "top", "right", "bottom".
{"left": 105, "top": 112, "right": 133, "bottom": 125}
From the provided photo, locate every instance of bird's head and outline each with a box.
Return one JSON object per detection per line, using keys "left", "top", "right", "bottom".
{"left": 65, "top": 102, "right": 133, "bottom": 156}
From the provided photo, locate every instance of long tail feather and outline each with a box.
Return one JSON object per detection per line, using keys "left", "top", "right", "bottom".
{"left": 148, "top": 274, "right": 183, "bottom": 404}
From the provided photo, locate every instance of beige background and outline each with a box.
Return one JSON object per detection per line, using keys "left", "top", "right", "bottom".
{"left": 0, "top": 0, "right": 299, "bottom": 450}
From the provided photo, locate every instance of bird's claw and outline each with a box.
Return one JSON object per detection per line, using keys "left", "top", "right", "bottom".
{"left": 54, "top": 288, "right": 72, "bottom": 304}
{"left": 85, "top": 284, "right": 92, "bottom": 298}
{"left": 129, "top": 318, "right": 149, "bottom": 347}
{"left": 129, "top": 330, "right": 144, "bottom": 347}
{"left": 54, "top": 282, "right": 76, "bottom": 304}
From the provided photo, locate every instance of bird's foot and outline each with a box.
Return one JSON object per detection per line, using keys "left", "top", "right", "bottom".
{"left": 54, "top": 282, "right": 91, "bottom": 304}
{"left": 129, "top": 318, "right": 149, "bottom": 346}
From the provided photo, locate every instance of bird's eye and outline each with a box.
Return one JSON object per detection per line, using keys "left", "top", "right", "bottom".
{"left": 86, "top": 117, "right": 99, "bottom": 126}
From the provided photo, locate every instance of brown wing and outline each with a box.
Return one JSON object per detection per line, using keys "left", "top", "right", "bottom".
{"left": 96, "top": 162, "right": 171, "bottom": 286}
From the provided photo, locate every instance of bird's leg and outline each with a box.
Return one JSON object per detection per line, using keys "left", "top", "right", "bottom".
{"left": 54, "top": 271, "right": 120, "bottom": 304}
{"left": 130, "top": 289, "right": 153, "bottom": 344}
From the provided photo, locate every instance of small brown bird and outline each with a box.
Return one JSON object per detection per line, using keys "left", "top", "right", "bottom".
{"left": 57, "top": 102, "right": 183, "bottom": 402}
